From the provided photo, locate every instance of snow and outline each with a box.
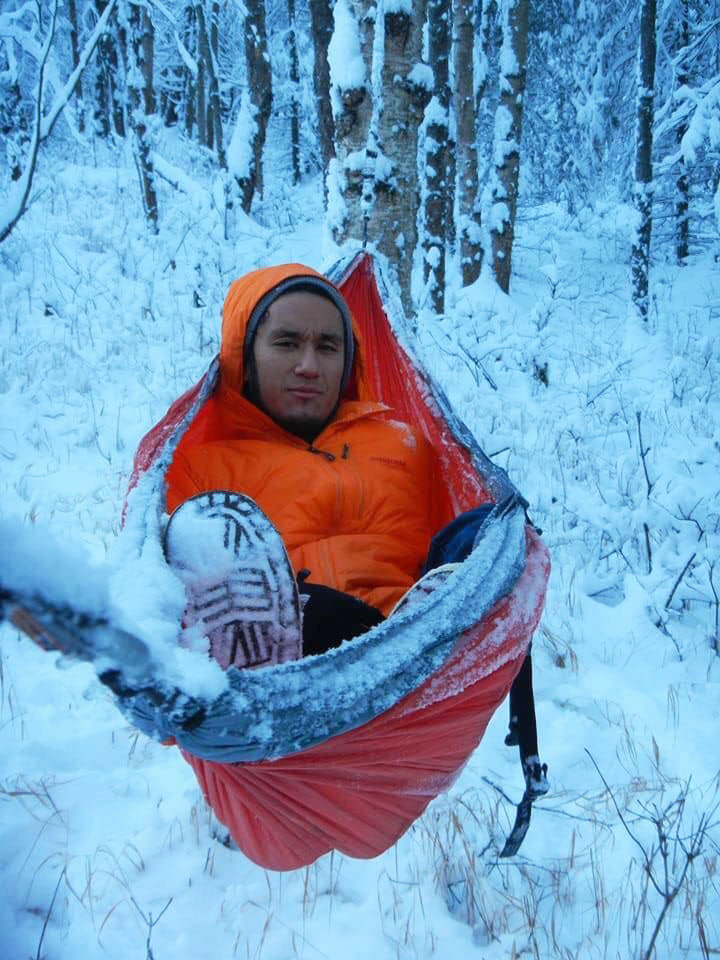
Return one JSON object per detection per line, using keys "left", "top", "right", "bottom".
{"left": 679, "top": 78, "right": 720, "bottom": 164}
{"left": 328, "top": 0, "right": 366, "bottom": 99}
{"left": 173, "top": 31, "right": 198, "bottom": 79}
{"left": 408, "top": 62, "right": 434, "bottom": 91}
{"left": 1, "top": 142, "right": 719, "bottom": 960}
{"left": 226, "top": 91, "right": 257, "bottom": 181}
{"left": 385, "top": 0, "right": 413, "bottom": 14}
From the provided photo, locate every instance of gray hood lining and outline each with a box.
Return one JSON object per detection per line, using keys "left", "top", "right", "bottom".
{"left": 242, "top": 275, "right": 356, "bottom": 397}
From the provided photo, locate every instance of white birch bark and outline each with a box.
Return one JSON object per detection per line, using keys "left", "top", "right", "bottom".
{"left": 488, "top": 0, "right": 528, "bottom": 294}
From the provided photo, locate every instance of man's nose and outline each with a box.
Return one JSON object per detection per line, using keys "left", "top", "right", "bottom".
{"left": 294, "top": 345, "right": 320, "bottom": 377}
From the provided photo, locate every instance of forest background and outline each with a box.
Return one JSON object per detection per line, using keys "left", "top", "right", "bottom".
{"left": 4, "top": 0, "right": 720, "bottom": 311}
{"left": 1, "top": 1, "right": 720, "bottom": 958}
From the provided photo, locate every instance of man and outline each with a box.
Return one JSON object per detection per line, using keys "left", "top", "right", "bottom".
{"left": 115, "top": 260, "right": 547, "bottom": 851}
{"left": 164, "top": 263, "right": 459, "bottom": 668}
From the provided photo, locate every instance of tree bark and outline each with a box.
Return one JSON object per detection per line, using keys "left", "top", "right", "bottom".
{"left": 210, "top": 3, "right": 223, "bottom": 160}
{"left": 288, "top": 0, "right": 301, "bottom": 185}
{"left": 141, "top": 4, "right": 155, "bottom": 116}
{"left": 125, "top": 0, "right": 159, "bottom": 231}
{"left": 2, "top": 82, "right": 27, "bottom": 181}
{"left": 675, "top": 0, "right": 690, "bottom": 265}
{"left": 630, "top": 0, "right": 657, "bottom": 321}
{"left": 489, "top": 0, "right": 529, "bottom": 294}
{"left": 361, "top": 3, "right": 428, "bottom": 311}
{"left": 453, "top": 0, "right": 482, "bottom": 285}
{"left": 181, "top": 5, "right": 197, "bottom": 139}
{"left": 67, "top": 0, "right": 84, "bottom": 131}
{"left": 329, "top": 0, "right": 374, "bottom": 244}
{"left": 474, "top": 0, "right": 496, "bottom": 257}
{"left": 308, "top": 0, "right": 335, "bottom": 182}
{"left": 197, "top": 1, "right": 223, "bottom": 163}
{"left": 195, "top": 5, "right": 207, "bottom": 148}
{"left": 94, "top": 0, "right": 125, "bottom": 138}
{"left": 422, "top": 0, "right": 452, "bottom": 313}
{"left": 237, "top": 0, "right": 273, "bottom": 212}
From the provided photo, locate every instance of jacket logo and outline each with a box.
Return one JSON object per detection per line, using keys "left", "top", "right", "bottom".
{"left": 370, "top": 455, "right": 407, "bottom": 469}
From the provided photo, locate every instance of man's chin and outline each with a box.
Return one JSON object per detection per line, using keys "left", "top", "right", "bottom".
{"left": 275, "top": 413, "right": 329, "bottom": 443}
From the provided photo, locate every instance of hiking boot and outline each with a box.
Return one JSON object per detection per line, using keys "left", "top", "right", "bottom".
{"left": 163, "top": 491, "right": 302, "bottom": 670}
{"left": 390, "top": 562, "right": 461, "bottom": 618}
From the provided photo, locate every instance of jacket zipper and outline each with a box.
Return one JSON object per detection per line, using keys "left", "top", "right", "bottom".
{"left": 308, "top": 444, "right": 336, "bottom": 462}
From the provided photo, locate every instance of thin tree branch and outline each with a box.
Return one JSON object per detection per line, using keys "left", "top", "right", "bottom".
{"left": 636, "top": 411, "right": 654, "bottom": 497}
{"left": 664, "top": 551, "right": 697, "bottom": 610}
{"left": 585, "top": 749, "right": 650, "bottom": 864}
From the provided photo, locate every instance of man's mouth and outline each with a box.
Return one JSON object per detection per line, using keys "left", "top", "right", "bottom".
{"left": 288, "top": 387, "right": 322, "bottom": 397}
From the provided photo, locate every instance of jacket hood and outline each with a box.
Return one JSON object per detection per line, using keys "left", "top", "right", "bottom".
{"left": 219, "top": 263, "right": 371, "bottom": 402}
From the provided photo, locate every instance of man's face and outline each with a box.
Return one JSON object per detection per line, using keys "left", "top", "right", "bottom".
{"left": 250, "top": 291, "right": 346, "bottom": 441}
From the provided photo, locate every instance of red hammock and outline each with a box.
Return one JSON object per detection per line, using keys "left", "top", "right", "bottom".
{"left": 130, "top": 253, "right": 550, "bottom": 870}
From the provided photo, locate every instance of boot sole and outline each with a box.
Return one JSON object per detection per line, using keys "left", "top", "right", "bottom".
{"left": 164, "top": 491, "right": 302, "bottom": 669}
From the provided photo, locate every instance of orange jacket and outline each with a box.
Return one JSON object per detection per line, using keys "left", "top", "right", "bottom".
{"left": 165, "top": 264, "right": 453, "bottom": 615}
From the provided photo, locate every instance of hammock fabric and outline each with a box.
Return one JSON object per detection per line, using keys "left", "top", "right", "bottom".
{"left": 129, "top": 252, "right": 550, "bottom": 870}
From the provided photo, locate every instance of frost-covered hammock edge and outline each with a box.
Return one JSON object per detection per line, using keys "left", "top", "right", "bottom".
{"left": 121, "top": 251, "right": 551, "bottom": 870}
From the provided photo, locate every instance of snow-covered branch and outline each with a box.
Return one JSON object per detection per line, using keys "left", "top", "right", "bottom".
{"left": 0, "top": 0, "right": 57, "bottom": 244}
{"left": 39, "top": 0, "right": 118, "bottom": 142}
{"left": 0, "top": 0, "right": 119, "bottom": 244}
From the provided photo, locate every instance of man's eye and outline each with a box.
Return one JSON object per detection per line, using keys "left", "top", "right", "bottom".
{"left": 274, "top": 340, "right": 297, "bottom": 349}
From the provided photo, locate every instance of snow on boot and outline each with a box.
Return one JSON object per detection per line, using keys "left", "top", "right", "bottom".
{"left": 163, "top": 491, "right": 302, "bottom": 670}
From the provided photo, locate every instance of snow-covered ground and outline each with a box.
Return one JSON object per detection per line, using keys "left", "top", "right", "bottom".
{"left": 1, "top": 143, "right": 719, "bottom": 959}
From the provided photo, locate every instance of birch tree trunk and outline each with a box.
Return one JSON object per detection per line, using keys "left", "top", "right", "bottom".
{"left": 330, "top": 1, "right": 428, "bottom": 311}
{"left": 475, "top": 0, "right": 496, "bottom": 210}
{"left": 453, "top": 0, "right": 482, "bottom": 285}
{"left": 364, "top": 2, "right": 428, "bottom": 311}
{"left": 328, "top": 0, "right": 374, "bottom": 244}
{"left": 210, "top": 2, "right": 222, "bottom": 157}
{"left": 489, "top": 0, "right": 529, "bottom": 294}
{"left": 422, "top": 0, "right": 452, "bottom": 313}
{"left": 630, "top": 0, "right": 657, "bottom": 321}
